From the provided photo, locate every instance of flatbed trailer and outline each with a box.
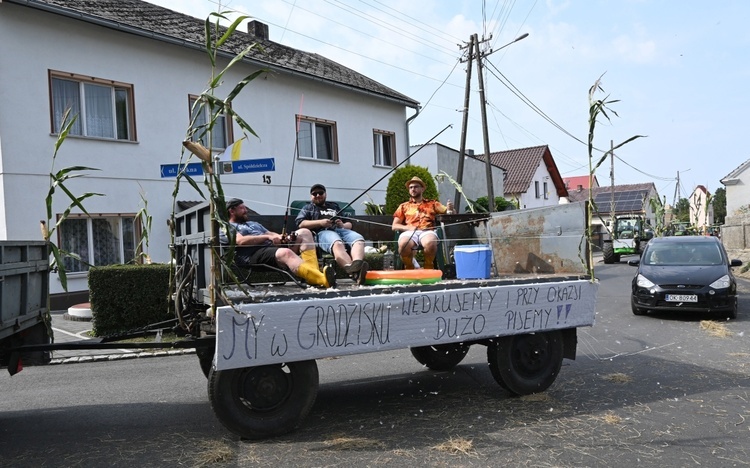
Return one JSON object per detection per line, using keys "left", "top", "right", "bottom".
{"left": 174, "top": 200, "right": 599, "bottom": 439}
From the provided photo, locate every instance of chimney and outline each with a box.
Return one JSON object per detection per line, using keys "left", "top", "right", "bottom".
{"left": 466, "top": 149, "right": 475, "bottom": 157}
{"left": 247, "top": 20, "right": 269, "bottom": 40}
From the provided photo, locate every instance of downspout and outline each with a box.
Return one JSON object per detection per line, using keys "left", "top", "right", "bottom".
{"left": 404, "top": 106, "right": 421, "bottom": 166}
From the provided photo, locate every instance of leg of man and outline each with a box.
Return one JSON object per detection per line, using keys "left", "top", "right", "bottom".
{"left": 420, "top": 231, "right": 440, "bottom": 269}
{"left": 276, "top": 248, "right": 335, "bottom": 288}
{"left": 398, "top": 231, "right": 418, "bottom": 270}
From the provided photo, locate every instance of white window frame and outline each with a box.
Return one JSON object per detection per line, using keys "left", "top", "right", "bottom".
{"left": 189, "top": 95, "right": 233, "bottom": 151}
{"left": 543, "top": 181, "right": 549, "bottom": 200}
{"left": 373, "top": 129, "right": 396, "bottom": 167}
{"left": 535, "top": 181, "right": 541, "bottom": 199}
{"left": 296, "top": 115, "right": 338, "bottom": 162}
{"left": 49, "top": 70, "right": 135, "bottom": 141}
{"left": 58, "top": 214, "right": 140, "bottom": 273}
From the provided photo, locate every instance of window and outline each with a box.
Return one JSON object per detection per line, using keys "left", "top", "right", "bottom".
{"left": 49, "top": 70, "right": 135, "bottom": 140}
{"left": 373, "top": 130, "right": 396, "bottom": 167}
{"left": 297, "top": 115, "right": 338, "bottom": 161}
{"left": 535, "top": 181, "right": 540, "bottom": 199}
{"left": 58, "top": 215, "right": 139, "bottom": 273}
{"left": 543, "top": 182, "right": 549, "bottom": 199}
{"left": 189, "top": 95, "right": 233, "bottom": 151}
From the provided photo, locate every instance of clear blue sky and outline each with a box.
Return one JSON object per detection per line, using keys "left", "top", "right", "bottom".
{"left": 150, "top": 0, "right": 749, "bottom": 203}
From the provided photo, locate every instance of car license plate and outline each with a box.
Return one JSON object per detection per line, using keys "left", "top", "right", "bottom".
{"left": 666, "top": 294, "right": 698, "bottom": 302}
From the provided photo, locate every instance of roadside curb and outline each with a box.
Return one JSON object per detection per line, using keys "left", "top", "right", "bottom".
{"left": 49, "top": 349, "right": 196, "bottom": 365}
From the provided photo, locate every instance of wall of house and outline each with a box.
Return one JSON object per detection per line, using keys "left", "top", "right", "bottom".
{"left": 408, "top": 144, "right": 504, "bottom": 213}
{"left": 518, "top": 163, "right": 560, "bottom": 209}
{"left": 725, "top": 180, "right": 750, "bottom": 217}
{"left": 0, "top": 4, "right": 411, "bottom": 297}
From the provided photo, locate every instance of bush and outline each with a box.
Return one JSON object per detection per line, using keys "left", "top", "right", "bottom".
{"left": 89, "top": 264, "right": 171, "bottom": 336}
{"left": 473, "top": 195, "right": 517, "bottom": 212}
{"left": 384, "top": 165, "right": 438, "bottom": 214}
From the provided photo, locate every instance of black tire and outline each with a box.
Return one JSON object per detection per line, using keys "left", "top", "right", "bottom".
{"left": 410, "top": 343, "right": 470, "bottom": 371}
{"left": 631, "top": 300, "right": 647, "bottom": 316}
{"left": 602, "top": 242, "right": 616, "bottom": 264}
{"left": 208, "top": 360, "right": 319, "bottom": 440}
{"left": 196, "top": 346, "right": 214, "bottom": 378}
{"left": 487, "top": 331, "right": 564, "bottom": 396}
{"left": 727, "top": 298, "right": 738, "bottom": 320}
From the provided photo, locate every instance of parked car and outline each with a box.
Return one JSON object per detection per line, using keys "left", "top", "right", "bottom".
{"left": 628, "top": 236, "right": 742, "bottom": 319}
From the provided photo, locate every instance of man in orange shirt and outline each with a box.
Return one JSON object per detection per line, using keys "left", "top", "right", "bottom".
{"left": 392, "top": 176, "right": 454, "bottom": 269}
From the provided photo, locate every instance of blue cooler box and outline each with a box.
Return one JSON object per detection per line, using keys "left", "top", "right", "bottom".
{"left": 454, "top": 244, "right": 491, "bottom": 279}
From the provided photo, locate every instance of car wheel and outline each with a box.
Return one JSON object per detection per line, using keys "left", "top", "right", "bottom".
{"left": 727, "top": 299, "right": 738, "bottom": 320}
{"left": 631, "top": 298, "right": 646, "bottom": 316}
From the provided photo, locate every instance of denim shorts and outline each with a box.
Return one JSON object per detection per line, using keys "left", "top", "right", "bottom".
{"left": 316, "top": 228, "right": 364, "bottom": 253}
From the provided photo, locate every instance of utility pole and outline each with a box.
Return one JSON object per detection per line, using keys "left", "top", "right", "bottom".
{"left": 475, "top": 34, "right": 496, "bottom": 212}
{"left": 453, "top": 34, "right": 475, "bottom": 209}
{"left": 609, "top": 140, "right": 615, "bottom": 225}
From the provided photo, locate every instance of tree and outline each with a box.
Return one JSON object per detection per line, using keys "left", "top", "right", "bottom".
{"left": 473, "top": 196, "right": 516, "bottom": 212}
{"left": 384, "top": 165, "right": 438, "bottom": 214}
{"left": 713, "top": 187, "right": 726, "bottom": 224}
{"left": 673, "top": 198, "right": 691, "bottom": 222}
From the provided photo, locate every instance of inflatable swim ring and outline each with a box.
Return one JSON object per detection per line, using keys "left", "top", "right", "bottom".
{"left": 364, "top": 269, "right": 443, "bottom": 285}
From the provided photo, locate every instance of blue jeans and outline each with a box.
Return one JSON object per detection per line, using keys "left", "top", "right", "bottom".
{"left": 316, "top": 228, "right": 364, "bottom": 254}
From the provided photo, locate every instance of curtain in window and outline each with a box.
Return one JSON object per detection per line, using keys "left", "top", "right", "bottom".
{"left": 60, "top": 219, "right": 89, "bottom": 272}
{"left": 84, "top": 83, "right": 114, "bottom": 138}
{"left": 92, "top": 218, "right": 121, "bottom": 266}
{"left": 297, "top": 121, "right": 313, "bottom": 158}
{"left": 51, "top": 78, "right": 82, "bottom": 135}
{"left": 382, "top": 135, "right": 393, "bottom": 166}
{"left": 315, "top": 125, "right": 332, "bottom": 160}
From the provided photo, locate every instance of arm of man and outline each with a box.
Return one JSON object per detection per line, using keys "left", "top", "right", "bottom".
{"left": 296, "top": 204, "right": 333, "bottom": 231}
{"left": 391, "top": 204, "right": 411, "bottom": 232}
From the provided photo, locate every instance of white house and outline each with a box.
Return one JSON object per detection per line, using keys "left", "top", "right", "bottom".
{"left": 689, "top": 185, "right": 713, "bottom": 232}
{"left": 0, "top": 0, "right": 418, "bottom": 307}
{"left": 477, "top": 145, "right": 568, "bottom": 209}
{"left": 721, "top": 158, "right": 750, "bottom": 217}
{"left": 407, "top": 143, "right": 505, "bottom": 213}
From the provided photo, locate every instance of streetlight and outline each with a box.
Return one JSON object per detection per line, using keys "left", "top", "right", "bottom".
{"left": 477, "top": 33, "right": 528, "bottom": 212}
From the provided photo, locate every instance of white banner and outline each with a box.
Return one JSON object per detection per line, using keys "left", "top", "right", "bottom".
{"left": 216, "top": 279, "right": 599, "bottom": 370}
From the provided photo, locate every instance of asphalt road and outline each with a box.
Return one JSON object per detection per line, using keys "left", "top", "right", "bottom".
{"left": 1, "top": 261, "right": 749, "bottom": 467}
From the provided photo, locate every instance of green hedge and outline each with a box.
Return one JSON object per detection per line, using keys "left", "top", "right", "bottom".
{"left": 88, "top": 264, "right": 171, "bottom": 337}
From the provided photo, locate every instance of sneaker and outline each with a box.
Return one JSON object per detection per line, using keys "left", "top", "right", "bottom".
{"left": 324, "top": 265, "right": 336, "bottom": 289}
{"left": 356, "top": 261, "right": 369, "bottom": 285}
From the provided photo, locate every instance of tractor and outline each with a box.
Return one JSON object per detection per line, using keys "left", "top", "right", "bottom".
{"left": 602, "top": 215, "right": 653, "bottom": 264}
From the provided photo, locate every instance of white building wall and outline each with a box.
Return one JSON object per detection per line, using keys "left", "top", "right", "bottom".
{"left": 0, "top": 4, "right": 411, "bottom": 295}
{"left": 518, "top": 163, "right": 560, "bottom": 209}
{"left": 408, "top": 144, "right": 504, "bottom": 212}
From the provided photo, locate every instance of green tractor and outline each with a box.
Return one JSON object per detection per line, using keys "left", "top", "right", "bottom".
{"left": 602, "top": 215, "right": 653, "bottom": 264}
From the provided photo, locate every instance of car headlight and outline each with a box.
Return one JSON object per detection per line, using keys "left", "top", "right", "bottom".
{"left": 636, "top": 274, "right": 655, "bottom": 288}
{"left": 709, "top": 275, "right": 731, "bottom": 289}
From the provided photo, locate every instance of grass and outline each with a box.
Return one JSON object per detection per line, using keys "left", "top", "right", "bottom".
{"left": 699, "top": 320, "right": 732, "bottom": 338}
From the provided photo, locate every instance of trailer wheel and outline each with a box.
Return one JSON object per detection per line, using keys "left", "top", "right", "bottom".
{"left": 196, "top": 347, "right": 214, "bottom": 378}
{"left": 410, "top": 343, "right": 470, "bottom": 371}
{"left": 602, "top": 242, "right": 616, "bottom": 264}
{"left": 487, "top": 331, "right": 564, "bottom": 396}
{"left": 208, "top": 360, "right": 318, "bottom": 439}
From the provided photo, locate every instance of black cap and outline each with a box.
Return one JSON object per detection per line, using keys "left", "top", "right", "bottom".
{"left": 310, "top": 184, "right": 326, "bottom": 193}
{"left": 226, "top": 198, "right": 243, "bottom": 209}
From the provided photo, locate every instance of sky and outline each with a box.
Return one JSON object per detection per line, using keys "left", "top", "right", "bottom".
{"left": 147, "top": 0, "right": 750, "bottom": 204}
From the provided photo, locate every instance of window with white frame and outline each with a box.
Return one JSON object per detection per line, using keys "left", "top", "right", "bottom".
{"left": 543, "top": 181, "right": 549, "bottom": 199}
{"left": 189, "top": 95, "right": 233, "bottom": 151}
{"left": 535, "top": 181, "right": 540, "bottom": 198}
{"left": 296, "top": 115, "right": 338, "bottom": 161}
{"left": 373, "top": 130, "right": 396, "bottom": 167}
{"left": 58, "top": 215, "right": 139, "bottom": 273}
{"left": 49, "top": 70, "right": 135, "bottom": 140}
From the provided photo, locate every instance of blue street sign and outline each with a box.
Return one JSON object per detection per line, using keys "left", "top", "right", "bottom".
{"left": 220, "top": 158, "right": 276, "bottom": 174}
{"left": 160, "top": 162, "right": 204, "bottom": 178}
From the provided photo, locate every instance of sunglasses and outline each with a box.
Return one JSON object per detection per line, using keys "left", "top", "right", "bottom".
{"left": 311, "top": 191, "right": 325, "bottom": 196}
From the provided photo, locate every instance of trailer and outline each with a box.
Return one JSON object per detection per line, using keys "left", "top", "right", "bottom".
{"left": 172, "top": 200, "right": 599, "bottom": 439}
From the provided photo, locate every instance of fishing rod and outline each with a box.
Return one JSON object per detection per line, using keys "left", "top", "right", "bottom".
{"left": 335, "top": 123, "right": 453, "bottom": 217}
{"left": 281, "top": 95, "right": 305, "bottom": 242}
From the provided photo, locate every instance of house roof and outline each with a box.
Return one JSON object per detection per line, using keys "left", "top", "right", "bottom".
{"left": 588, "top": 183, "right": 659, "bottom": 214}
{"left": 720, "top": 158, "right": 750, "bottom": 186}
{"left": 12, "top": 0, "right": 419, "bottom": 108}
{"left": 564, "top": 175, "right": 599, "bottom": 191}
{"left": 477, "top": 145, "right": 568, "bottom": 198}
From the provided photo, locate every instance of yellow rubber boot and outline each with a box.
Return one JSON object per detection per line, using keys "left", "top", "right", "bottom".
{"left": 424, "top": 256, "right": 435, "bottom": 270}
{"left": 300, "top": 249, "right": 321, "bottom": 270}
{"left": 401, "top": 255, "right": 415, "bottom": 270}
{"left": 296, "top": 262, "right": 335, "bottom": 288}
